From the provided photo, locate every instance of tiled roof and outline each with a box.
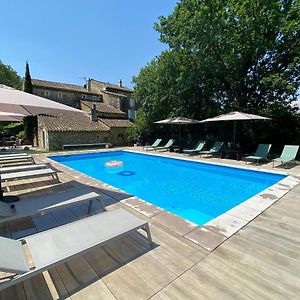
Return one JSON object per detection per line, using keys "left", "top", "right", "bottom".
{"left": 99, "top": 118, "right": 133, "bottom": 128}
{"left": 80, "top": 101, "right": 126, "bottom": 115}
{"left": 38, "top": 112, "right": 110, "bottom": 132}
{"left": 89, "top": 79, "right": 133, "bottom": 93}
{"left": 32, "top": 79, "right": 100, "bottom": 95}
{"left": 102, "top": 90, "right": 128, "bottom": 98}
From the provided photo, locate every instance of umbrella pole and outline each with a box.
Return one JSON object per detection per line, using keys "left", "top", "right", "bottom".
{"left": 233, "top": 121, "right": 236, "bottom": 148}
{"left": 179, "top": 125, "right": 181, "bottom": 151}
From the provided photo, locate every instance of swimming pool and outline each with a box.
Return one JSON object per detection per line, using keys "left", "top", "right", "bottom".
{"left": 50, "top": 151, "right": 286, "bottom": 225}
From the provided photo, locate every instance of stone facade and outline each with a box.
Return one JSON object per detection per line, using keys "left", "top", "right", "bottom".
{"left": 87, "top": 79, "right": 136, "bottom": 119}
{"left": 46, "top": 131, "right": 109, "bottom": 151}
{"left": 37, "top": 129, "right": 128, "bottom": 151}
{"left": 32, "top": 78, "right": 136, "bottom": 119}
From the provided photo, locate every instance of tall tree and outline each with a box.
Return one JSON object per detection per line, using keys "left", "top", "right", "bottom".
{"left": 0, "top": 60, "right": 22, "bottom": 89}
{"left": 133, "top": 0, "right": 300, "bottom": 146}
{"left": 23, "top": 62, "right": 35, "bottom": 143}
{"left": 154, "top": 0, "right": 300, "bottom": 112}
{"left": 23, "top": 61, "right": 33, "bottom": 93}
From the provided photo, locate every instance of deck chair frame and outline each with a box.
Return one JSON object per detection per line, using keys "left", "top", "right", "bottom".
{"left": 0, "top": 208, "right": 152, "bottom": 291}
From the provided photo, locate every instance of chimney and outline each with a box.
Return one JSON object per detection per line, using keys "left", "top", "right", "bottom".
{"left": 90, "top": 104, "right": 98, "bottom": 122}
{"left": 118, "top": 79, "right": 122, "bottom": 87}
{"left": 86, "top": 78, "right": 91, "bottom": 92}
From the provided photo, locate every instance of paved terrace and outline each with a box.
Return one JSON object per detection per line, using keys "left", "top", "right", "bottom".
{"left": 0, "top": 147, "right": 300, "bottom": 299}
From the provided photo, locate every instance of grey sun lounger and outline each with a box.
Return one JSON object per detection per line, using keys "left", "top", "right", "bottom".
{"left": 0, "top": 208, "right": 152, "bottom": 291}
{"left": 198, "top": 141, "right": 224, "bottom": 157}
{"left": 0, "top": 164, "right": 47, "bottom": 174}
{"left": 1, "top": 168, "right": 58, "bottom": 182}
{"left": 272, "top": 145, "right": 299, "bottom": 168}
{"left": 155, "top": 139, "right": 175, "bottom": 151}
{"left": 183, "top": 141, "right": 206, "bottom": 155}
{"left": 143, "top": 138, "right": 162, "bottom": 150}
{"left": 244, "top": 144, "right": 272, "bottom": 165}
{"left": 0, "top": 188, "right": 101, "bottom": 223}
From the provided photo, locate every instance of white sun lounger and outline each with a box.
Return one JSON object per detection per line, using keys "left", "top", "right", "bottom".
{"left": 0, "top": 155, "right": 34, "bottom": 164}
{"left": 0, "top": 164, "right": 47, "bottom": 174}
{"left": 0, "top": 208, "right": 152, "bottom": 291}
{"left": 0, "top": 188, "right": 101, "bottom": 223}
{"left": 0, "top": 153, "right": 29, "bottom": 158}
{"left": 1, "top": 168, "right": 58, "bottom": 182}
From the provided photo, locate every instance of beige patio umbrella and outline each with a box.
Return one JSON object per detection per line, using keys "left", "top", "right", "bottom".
{"left": 0, "top": 85, "right": 85, "bottom": 203}
{"left": 0, "top": 84, "right": 84, "bottom": 115}
{"left": 154, "top": 117, "right": 201, "bottom": 151}
{"left": 200, "top": 111, "right": 271, "bottom": 146}
{"left": 0, "top": 111, "right": 26, "bottom": 121}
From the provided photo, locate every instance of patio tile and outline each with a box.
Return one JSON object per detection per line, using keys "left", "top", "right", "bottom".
{"left": 204, "top": 214, "right": 248, "bottom": 238}
{"left": 185, "top": 227, "right": 226, "bottom": 251}
{"left": 241, "top": 197, "right": 274, "bottom": 211}
{"left": 152, "top": 211, "right": 198, "bottom": 236}
{"left": 226, "top": 205, "right": 261, "bottom": 221}
{"left": 122, "top": 197, "right": 164, "bottom": 218}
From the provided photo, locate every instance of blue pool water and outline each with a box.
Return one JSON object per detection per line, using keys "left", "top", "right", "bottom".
{"left": 50, "top": 151, "right": 286, "bottom": 225}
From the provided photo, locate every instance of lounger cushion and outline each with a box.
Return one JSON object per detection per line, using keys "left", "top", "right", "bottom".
{"left": 24, "top": 209, "right": 147, "bottom": 269}
{"left": 0, "top": 237, "right": 29, "bottom": 274}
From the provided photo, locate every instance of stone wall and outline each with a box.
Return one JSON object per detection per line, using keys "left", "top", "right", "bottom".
{"left": 36, "top": 128, "right": 128, "bottom": 151}
{"left": 47, "top": 131, "right": 110, "bottom": 151}
{"left": 32, "top": 87, "right": 101, "bottom": 108}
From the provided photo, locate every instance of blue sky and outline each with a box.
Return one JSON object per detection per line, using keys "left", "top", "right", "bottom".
{"left": 0, "top": 0, "right": 177, "bottom": 88}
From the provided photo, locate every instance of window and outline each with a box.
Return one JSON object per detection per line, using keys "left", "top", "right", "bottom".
{"left": 44, "top": 91, "right": 49, "bottom": 96}
{"left": 129, "top": 97, "right": 135, "bottom": 108}
{"left": 82, "top": 94, "right": 87, "bottom": 99}
{"left": 58, "top": 92, "right": 62, "bottom": 99}
{"left": 92, "top": 96, "right": 97, "bottom": 100}
{"left": 128, "top": 109, "right": 135, "bottom": 119}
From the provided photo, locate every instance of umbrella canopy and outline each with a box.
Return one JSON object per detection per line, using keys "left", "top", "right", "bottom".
{"left": 199, "top": 111, "right": 271, "bottom": 122}
{"left": 0, "top": 111, "right": 26, "bottom": 121}
{"left": 154, "top": 117, "right": 201, "bottom": 151}
{"left": 0, "top": 84, "right": 85, "bottom": 116}
{"left": 200, "top": 111, "right": 271, "bottom": 146}
{"left": 155, "top": 117, "right": 201, "bottom": 125}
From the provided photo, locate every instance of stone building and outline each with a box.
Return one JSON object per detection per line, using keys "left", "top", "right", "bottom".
{"left": 86, "top": 78, "right": 136, "bottom": 119}
{"left": 32, "top": 79, "right": 101, "bottom": 108}
{"left": 31, "top": 78, "right": 134, "bottom": 150}
{"left": 37, "top": 111, "right": 132, "bottom": 151}
{"left": 32, "top": 78, "right": 136, "bottom": 119}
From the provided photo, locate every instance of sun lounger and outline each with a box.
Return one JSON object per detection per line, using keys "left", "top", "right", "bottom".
{"left": 272, "top": 145, "right": 299, "bottom": 168}
{"left": 0, "top": 208, "right": 152, "bottom": 291}
{"left": 143, "top": 138, "right": 162, "bottom": 150}
{"left": 0, "top": 155, "right": 34, "bottom": 164}
{"left": 198, "top": 141, "right": 224, "bottom": 157}
{"left": 244, "top": 144, "right": 271, "bottom": 165}
{"left": 0, "top": 153, "right": 28, "bottom": 158}
{"left": 1, "top": 168, "right": 58, "bottom": 182}
{"left": 0, "top": 164, "right": 47, "bottom": 174}
{"left": 183, "top": 141, "right": 206, "bottom": 155}
{"left": 0, "top": 188, "right": 101, "bottom": 223}
{"left": 155, "top": 139, "right": 175, "bottom": 151}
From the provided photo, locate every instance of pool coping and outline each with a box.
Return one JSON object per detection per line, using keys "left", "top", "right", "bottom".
{"left": 48, "top": 149, "right": 300, "bottom": 252}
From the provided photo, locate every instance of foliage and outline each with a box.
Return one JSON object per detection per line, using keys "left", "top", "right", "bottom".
{"left": 133, "top": 0, "right": 300, "bottom": 148}
{"left": 16, "top": 130, "right": 25, "bottom": 140}
{"left": 23, "top": 116, "right": 36, "bottom": 143}
{"left": 23, "top": 61, "right": 33, "bottom": 93}
{"left": 23, "top": 62, "right": 35, "bottom": 143}
{"left": 0, "top": 121, "right": 24, "bottom": 136}
{"left": 0, "top": 61, "right": 22, "bottom": 89}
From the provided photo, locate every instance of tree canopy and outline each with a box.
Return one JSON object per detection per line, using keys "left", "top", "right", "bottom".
{"left": 132, "top": 0, "right": 300, "bottom": 147}
{"left": 0, "top": 60, "right": 22, "bottom": 89}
